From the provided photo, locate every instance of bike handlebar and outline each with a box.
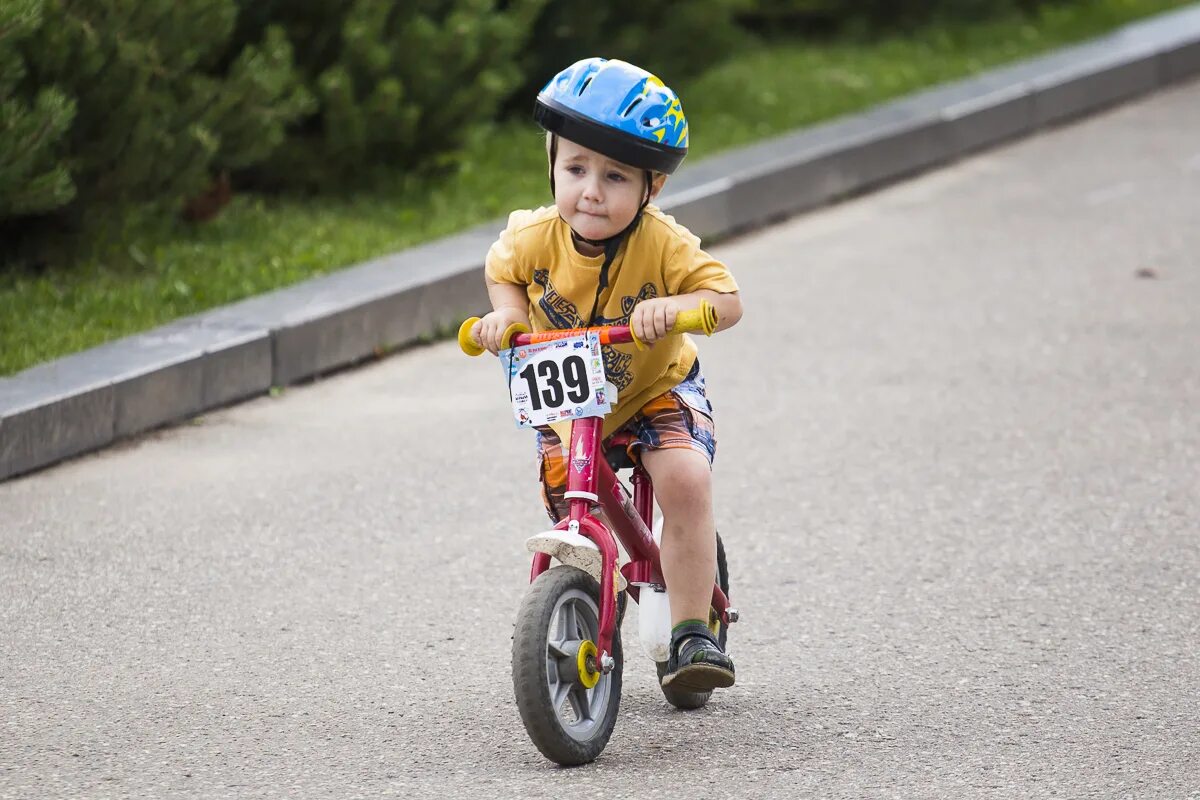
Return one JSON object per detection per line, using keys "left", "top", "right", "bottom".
{"left": 458, "top": 300, "right": 719, "bottom": 357}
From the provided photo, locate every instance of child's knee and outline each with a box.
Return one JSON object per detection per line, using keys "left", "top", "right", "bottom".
{"left": 644, "top": 448, "right": 713, "bottom": 509}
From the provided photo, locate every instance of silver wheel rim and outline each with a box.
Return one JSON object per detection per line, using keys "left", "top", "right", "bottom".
{"left": 545, "top": 587, "right": 612, "bottom": 742}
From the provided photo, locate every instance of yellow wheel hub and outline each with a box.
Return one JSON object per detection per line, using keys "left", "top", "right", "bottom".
{"left": 576, "top": 640, "right": 600, "bottom": 689}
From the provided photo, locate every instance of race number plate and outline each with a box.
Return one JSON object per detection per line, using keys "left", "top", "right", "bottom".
{"left": 499, "top": 332, "right": 611, "bottom": 428}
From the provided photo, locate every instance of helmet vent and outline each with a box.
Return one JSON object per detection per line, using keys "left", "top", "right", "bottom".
{"left": 577, "top": 76, "right": 594, "bottom": 96}
{"left": 622, "top": 97, "right": 643, "bottom": 117}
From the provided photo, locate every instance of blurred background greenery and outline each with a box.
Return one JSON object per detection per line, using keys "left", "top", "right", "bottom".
{"left": 0, "top": 0, "right": 1192, "bottom": 374}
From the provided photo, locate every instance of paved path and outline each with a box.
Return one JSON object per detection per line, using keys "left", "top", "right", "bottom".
{"left": 3, "top": 80, "right": 1199, "bottom": 799}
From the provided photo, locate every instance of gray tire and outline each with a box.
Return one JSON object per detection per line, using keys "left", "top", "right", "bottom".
{"left": 512, "top": 566, "right": 623, "bottom": 765}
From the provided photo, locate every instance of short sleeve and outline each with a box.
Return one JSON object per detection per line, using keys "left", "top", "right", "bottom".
{"left": 664, "top": 238, "right": 739, "bottom": 296}
{"left": 485, "top": 210, "right": 534, "bottom": 285}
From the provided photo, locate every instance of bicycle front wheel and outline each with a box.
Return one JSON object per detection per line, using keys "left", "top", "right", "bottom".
{"left": 512, "top": 565, "right": 623, "bottom": 765}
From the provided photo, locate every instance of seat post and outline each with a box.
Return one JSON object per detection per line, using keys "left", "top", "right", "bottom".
{"left": 631, "top": 465, "right": 654, "bottom": 529}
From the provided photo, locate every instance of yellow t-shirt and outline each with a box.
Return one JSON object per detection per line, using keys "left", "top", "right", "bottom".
{"left": 485, "top": 204, "right": 739, "bottom": 437}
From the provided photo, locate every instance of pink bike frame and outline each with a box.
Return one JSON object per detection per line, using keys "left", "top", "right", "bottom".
{"left": 515, "top": 325, "right": 733, "bottom": 665}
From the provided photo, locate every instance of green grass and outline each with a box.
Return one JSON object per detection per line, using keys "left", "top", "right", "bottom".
{"left": 1, "top": 0, "right": 1192, "bottom": 376}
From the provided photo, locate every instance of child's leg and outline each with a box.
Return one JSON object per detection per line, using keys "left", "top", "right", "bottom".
{"left": 641, "top": 446, "right": 734, "bottom": 690}
{"left": 623, "top": 365, "right": 734, "bottom": 691}
{"left": 637, "top": 446, "right": 717, "bottom": 626}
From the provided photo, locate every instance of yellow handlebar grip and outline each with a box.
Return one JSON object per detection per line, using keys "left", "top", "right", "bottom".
{"left": 671, "top": 300, "right": 719, "bottom": 336}
{"left": 460, "top": 316, "right": 532, "bottom": 357}
{"left": 458, "top": 318, "right": 531, "bottom": 355}
{"left": 631, "top": 300, "right": 719, "bottom": 350}
{"left": 499, "top": 322, "right": 530, "bottom": 349}
{"left": 458, "top": 317, "right": 484, "bottom": 356}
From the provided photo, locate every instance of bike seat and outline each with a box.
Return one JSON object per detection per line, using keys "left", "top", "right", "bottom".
{"left": 604, "top": 434, "right": 637, "bottom": 471}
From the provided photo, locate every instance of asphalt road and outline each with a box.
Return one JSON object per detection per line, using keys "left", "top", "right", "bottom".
{"left": 3, "top": 80, "right": 1199, "bottom": 799}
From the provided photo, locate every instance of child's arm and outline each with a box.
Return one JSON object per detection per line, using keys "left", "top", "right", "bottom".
{"left": 631, "top": 290, "right": 742, "bottom": 345}
{"left": 470, "top": 276, "right": 531, "bottom": 355}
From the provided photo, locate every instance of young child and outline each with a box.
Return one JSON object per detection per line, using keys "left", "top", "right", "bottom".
{"left": 469, "top": 57, "right": 743, "bottom": 693}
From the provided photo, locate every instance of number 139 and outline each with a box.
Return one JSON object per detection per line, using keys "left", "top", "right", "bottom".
{"left": 519, "top": 355, "right": 589, "bottom": 411}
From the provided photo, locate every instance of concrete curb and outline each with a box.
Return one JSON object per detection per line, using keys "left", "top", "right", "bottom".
{"left": 4, "top": 5, "right": 1200, "bottom": 482}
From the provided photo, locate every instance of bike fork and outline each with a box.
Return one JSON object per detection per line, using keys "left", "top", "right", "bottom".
{"left": 559, "top": 416, "right": 620, "bottom": 669}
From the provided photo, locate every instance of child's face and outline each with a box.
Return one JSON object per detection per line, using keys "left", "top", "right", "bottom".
{"left": 552, "top": 138, "right": 663, "bottom": 245}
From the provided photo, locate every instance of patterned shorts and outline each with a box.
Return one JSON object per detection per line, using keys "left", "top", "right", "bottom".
{"left": 535, "top": 361, "right": 717, "bottom": 522}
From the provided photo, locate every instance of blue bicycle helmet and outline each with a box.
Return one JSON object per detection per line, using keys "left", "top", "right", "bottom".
{"left": 534, "top": 58, "right": 688, "bottom": 175}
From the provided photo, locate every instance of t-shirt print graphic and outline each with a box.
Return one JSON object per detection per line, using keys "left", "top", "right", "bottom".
{"left": 532, "top": 268, "right": 657, "bottom": 391}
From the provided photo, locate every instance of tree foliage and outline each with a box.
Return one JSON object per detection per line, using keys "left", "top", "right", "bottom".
{"left": 0, "top": 0, "right": 1068, "bottom": 229}
{"left": 0, "top": 0, "right": 75, "bottom": 217}
{"left": 233, "top": 0, "right": 548, "bottom": 190}
{"left": 512, "top": 0, "right": 754, "bottom": 110}
{"left": 738, "top": 0, "right": 1049, "bottom": 37}
{"left": 0, "top": 0, "right": 311, "bottom": 224}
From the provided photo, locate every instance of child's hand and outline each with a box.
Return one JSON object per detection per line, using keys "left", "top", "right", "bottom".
{"left": 630, "top": 297, "right": 682, "bottom": 346}
{"left": 471, "top": 307, "right": 530, "bottom": 355}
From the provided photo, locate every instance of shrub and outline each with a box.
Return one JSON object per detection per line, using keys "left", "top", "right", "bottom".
{"left": 232, "top": 0, "right": 549, "bottom": 190}
{"left": 0, "top": 0, "right": 312, "bottom": 230}
{"left": 0, "top": 0, "right": 75, "bottom": 218}
{"left": 32, "top": 0, "right": 314, "bottom": 206}
{"left": 511, "top": 0, "right": 754, "bottom": 109}
{"left": 738, "top": 0, "right": 1049, "bottom": 37}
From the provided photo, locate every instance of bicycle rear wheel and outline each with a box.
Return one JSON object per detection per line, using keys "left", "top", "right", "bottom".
{"left": 512, "top": 565, "right": 623, "bottom": 765}
{"left": 656, "top": 531, "right": 729, "bottom": 710}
